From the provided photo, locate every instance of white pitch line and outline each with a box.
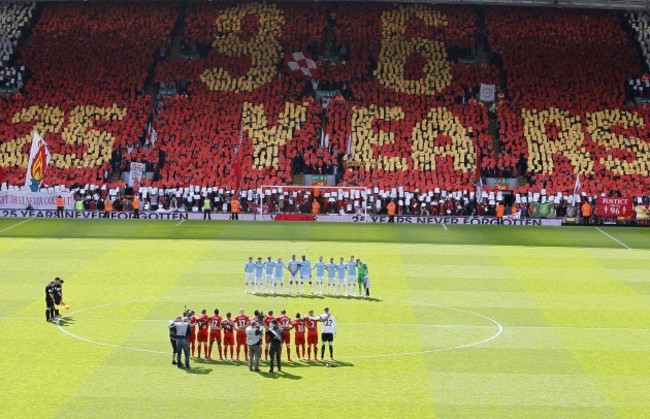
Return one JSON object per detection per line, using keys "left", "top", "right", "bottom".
{"left": 595, "top": 227, "right": 632, "bottom": 250}
{"left": 442, "top": 223, "right": 448, "bottom": 231}
{"left": 0, "top": 218, "right": 33, "bottom": 234}
{"left": 51, "top": 298, "right": 506, "bottom": 359}
{"left": 175, "top": 219, "right": 185, "bottom": 227}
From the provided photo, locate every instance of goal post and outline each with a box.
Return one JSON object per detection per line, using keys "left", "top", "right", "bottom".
{"left": 259, "top": 185, "right": 369, "bottom": 220}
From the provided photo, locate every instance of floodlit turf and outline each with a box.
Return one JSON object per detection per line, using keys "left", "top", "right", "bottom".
{"left": 0, "top": 219, "right": 648, "bottom": 418}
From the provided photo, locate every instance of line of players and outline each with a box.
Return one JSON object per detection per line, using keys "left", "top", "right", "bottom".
{"left": 245, "top": 255, "right": 370, "bottom": 296}
{"left": 182, "top": 307, "right": 334, "bottom": 363}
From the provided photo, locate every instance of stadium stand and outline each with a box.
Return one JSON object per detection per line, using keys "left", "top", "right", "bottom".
{"left": 0, "top": 2, "right": 176, "bottom": 186}
{"left": 485, "top": 7, "right": 650, "bottom": 196}
{"left": 0, "top": 2, "right": 34, "bottom": 90}
{"left": 0, "top": 2, "right": 648, "bottom": 211}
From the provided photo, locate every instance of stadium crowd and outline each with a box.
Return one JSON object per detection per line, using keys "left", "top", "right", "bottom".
{"left": 0, "top": 2, "right": 649, "bottom": 212}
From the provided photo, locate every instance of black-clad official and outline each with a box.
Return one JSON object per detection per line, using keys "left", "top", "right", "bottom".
{"left": 45, "top": 281, "right": 56, "bottom": 322}
{"left": 265, "top": 320, "right": 284, "bottom": 373}
{"left": 52, "top": 277, "right": 64, "bottom": 318}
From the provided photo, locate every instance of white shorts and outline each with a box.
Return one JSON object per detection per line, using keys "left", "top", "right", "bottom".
{"left": 316, "top": 275, "right": 324, "bottom": 283}
{"left": 301, "top": 274, "right": 311, "bottom": 283}
{"left": 265, "top": 274, "right": 274, "bottom": 282}
{"left": 347, "top": 275, "right": 356, "bottom": 284}
{"left": 255, "top": 275, "right": 263, "bottom": 284}
{"left": 274, "top": 275, "right": 284, "bottom": 283}
{"left": 246, "top": 272, "right": 254, "bottom": 282}
{"left": 338, "top": 277, "right": 346, "bottom": 285}
{"left": 290, "top": 273, "right": 299, "bottom": 282}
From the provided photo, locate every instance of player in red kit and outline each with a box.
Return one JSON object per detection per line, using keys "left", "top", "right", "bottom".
{"left": 208, "top": 308, "right": 223, "bottom": 360}
{"left": 276, "top": 309, "right": 294, "bottom": 362}
{"left": 221, "top": 312, "right": 235, "bottom": 360}
{"left": 263, "top": 310, "right": 275, "bottom": 361}
{"left": 196, "top": 309, "right": 210, "bottom": 359}
{"left": 305, "top": 309, "right": 319, "bottom": 360}
{"left": 292, "top": 313, "right": 306, "bottom": 360}
{"left": 234, "top": 308, "right": 250, "bottom": 361}
{"left": 187, "top": 310, "right": 197, "bottom": 357}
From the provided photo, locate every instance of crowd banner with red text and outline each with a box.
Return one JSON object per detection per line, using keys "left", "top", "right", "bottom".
{"left": 596, "top": 197, "right": 634, "bottom": 218}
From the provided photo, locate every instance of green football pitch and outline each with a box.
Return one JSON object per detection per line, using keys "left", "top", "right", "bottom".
{"left": 0, "top": 219, "right": 648, "bottom": 418}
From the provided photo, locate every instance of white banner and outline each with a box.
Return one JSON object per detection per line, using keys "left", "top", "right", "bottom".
{"left": 480, "top": 84, "right": 496, "bottom": 102}
{"left": 0, "top": 210, "right": 562, "bottom": 226}
{"left": 128, "top": 162, "right": 146, "bottom": 187}
{"left": 0, "top": 191, "right": 74, "bottom": 210}
{"left": 25, "top": 132, "right": 51, "bottom": 192}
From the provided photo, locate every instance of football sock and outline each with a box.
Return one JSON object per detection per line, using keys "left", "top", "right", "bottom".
{"left": 329, "top": 345, "right": 333, "bottom": 358}
{"left": 307, "top": 347, "right": 311, "bottom": 359}
{"left": 287, "top": 347, "right": 291, "bottom": 361}
{"left": 46, "top": 309, "right": 51, "bottom": 321}
{"left": 321, "top": 345, "right": 325, "bottom": 359}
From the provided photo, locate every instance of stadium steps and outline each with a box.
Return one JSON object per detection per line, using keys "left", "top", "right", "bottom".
{"left": 292, "top": 173, "right": 305, "bottom": 186}
{"left": 619, "top": 11, "right": 648, "bottom": 74}
{"left": 169, "top": 2, "right": 187, "bottom": 60}
{"left": 488, "top": 118, "right": 501, "bottom": 155}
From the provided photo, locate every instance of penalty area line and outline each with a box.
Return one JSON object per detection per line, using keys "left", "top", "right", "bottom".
{"left": 595, "top": 227, "right": 632, "bottom": 250}
{"left": 442, "top": 224, "right": 448, "bottom": 231}
{"left": 175, "top": 219, "right": 185, "bottom": 227}
{"left": 0, "top": 218, "right": 33, "bottom": 234}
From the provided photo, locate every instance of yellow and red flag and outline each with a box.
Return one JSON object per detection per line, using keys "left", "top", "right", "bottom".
{"left": 25, "top": 132, "right": 51, "bottom": 192}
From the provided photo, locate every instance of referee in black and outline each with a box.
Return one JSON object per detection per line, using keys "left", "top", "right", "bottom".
{"left": 45, "top": 281, "right": 56, "bottom": 322}
{"left": 52, "top": 277, "right": 64, "bottom": 318}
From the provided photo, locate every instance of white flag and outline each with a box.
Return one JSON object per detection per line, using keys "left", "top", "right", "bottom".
{"left": 572, "top": 174, "right": 581, "bottom": 206}
{"left": 25, "top": 132, "right": 51, "bottom": 192}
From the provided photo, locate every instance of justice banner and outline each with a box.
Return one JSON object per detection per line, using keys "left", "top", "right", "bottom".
{"left": 596, "top": 197, "right": 634, "bottom": 218}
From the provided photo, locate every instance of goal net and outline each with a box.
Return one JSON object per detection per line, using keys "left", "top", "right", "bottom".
{"left": 258, "top": 185, "right": 368, "bottom": 220}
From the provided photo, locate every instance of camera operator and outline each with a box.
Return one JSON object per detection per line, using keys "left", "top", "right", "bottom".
{"left": 246, "top": 320, "right": 263, "bottom": 372}
{"left": 168, "top": 316, "right": 179, "bottom": 365}
{"left": 266, "top": 320, "right": 284, "bottom": 373}
{"left": 171, "top": 316, "right": 191, "bottom": 369}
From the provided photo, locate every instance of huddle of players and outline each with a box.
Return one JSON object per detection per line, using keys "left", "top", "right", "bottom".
{"left": 44, "top": 277, "right": 64, "bottom": 322}
{"left": 245, "top": 255, "right": 370, "bottom": 296}
{"left": 179, "top": 307, "right": 331, "bottom": 362}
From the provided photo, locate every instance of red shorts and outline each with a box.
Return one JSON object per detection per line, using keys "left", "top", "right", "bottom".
{"left": 209, "top": 330, "right": 222, "bottom": 343}
{"left": 223, "top": 333, "right": 234, "bottom": 345}
{"left": 307, "top": 333, "right": 318, "bottom": 345}
{"left": 282, "top": 333, "right": 291, "bottom": 344}
{"left": 295, "top": 334, "right": 305, "bottom": 345}
{"left": 197, "top": 330, "right": 208, "bottom": 343}
{"left": 236, "top": 332, "right": 247, "bottom": 345}
{"left": 189, "top": 332, "right": 196, "bottom": 342}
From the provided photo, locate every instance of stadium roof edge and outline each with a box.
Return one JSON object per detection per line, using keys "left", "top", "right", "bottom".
{"left": 16, "top": 0, "right": 650, "bottom": 12}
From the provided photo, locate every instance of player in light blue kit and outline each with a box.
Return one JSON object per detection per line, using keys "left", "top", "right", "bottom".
{"left": 274, "top": 257, "right": 286, "bottom": 294}
{"left": 336, "top": 257, "right": 346, "bottom": 296}
{"left": 287, "top": 255, "right": 300, "bottom": 294}
{"left": 264, "top": 256, "right": 275, "bottom": 294}
{"left": 346, "top": 256, "right": 357, "bottom": 296}
{"left": 254, "top": 257, "right": 265, "bottom": 294}
{"left": 299, "top": 255, "right": 312, "bottom": 295}
{"left": 326, "top": 257, "right": 337, "bottom": 295}
{"left": 313, "top": 256, "right": 327, "bottom": 295}
{"left": 244, "top": 256, "right": 255, "bottom": 293}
